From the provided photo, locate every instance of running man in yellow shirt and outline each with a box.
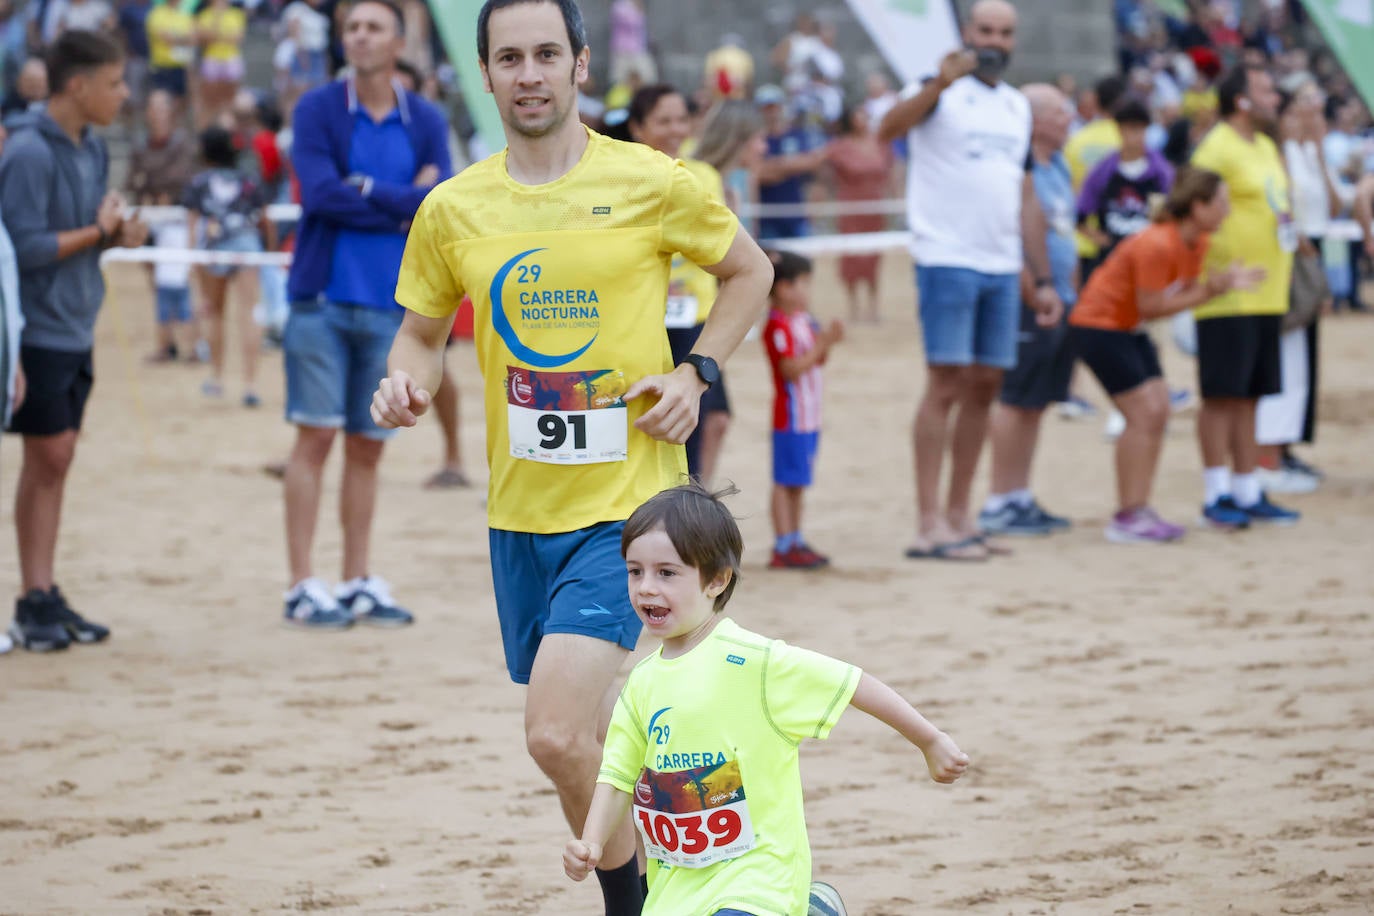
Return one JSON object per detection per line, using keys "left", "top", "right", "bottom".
{"left": 1190, "top": 65, "right": 1298, "bottom": 528}
{"left": 370, "top": 2, "right": 772, "bottom": 912}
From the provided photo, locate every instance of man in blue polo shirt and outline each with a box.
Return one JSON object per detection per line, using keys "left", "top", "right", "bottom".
{"left": 281, "top": 0, "right": 451, "bottom": 629}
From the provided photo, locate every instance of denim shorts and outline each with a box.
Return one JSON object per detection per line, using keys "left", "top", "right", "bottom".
{"left": 488, "top": 522, "right": 640, "bottom": 684}
{"left": 283, "top": 299, "right": 404, "bottom": 438}
{"left": 915, "top": 265, "right": 1021, "bottom": 369}
{"left": 155, "top": 286, "right": 192, "bottom": 324}
{"left": 204, "top": 231, "right": 263, "bottom": 278}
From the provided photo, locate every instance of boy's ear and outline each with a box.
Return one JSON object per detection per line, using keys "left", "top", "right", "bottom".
{"left": 706, "top": 568, "right": 732, "bottom": 598}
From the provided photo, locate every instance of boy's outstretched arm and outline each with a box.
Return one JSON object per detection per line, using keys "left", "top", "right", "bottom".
{"left": 564, "top": 783, "right": 634, "bottom": 881}
{"left": 850, "top": 672, "right": 970, "bottom": 784}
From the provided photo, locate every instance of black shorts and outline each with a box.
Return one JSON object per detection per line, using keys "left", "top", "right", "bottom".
{"left": 1000, "top": 307, "right": 1074, "bottom": 410}
{"left": 6, "top": 346, "right": 94, "bottom": 436}
{"left": 149, "top": 66, "right": 188, "bottom": 98}
{"left": 1070, "top": 326, "right": 1161, "bottom": 396}
{"left": 1195, "top": 314, "right": 1282, "bottom": 399}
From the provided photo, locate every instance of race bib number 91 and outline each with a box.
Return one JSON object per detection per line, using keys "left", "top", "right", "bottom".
{"left": 506, "top": 366, "right": 628, "bottom": 464}
{"left": 632, "top": 759, "right": 755, "bottom": 869}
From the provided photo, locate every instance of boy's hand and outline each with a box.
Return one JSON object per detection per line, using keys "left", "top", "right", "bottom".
{"left": 117, "top": 211, "right": 150, "bottom": 248}
{"left": 413, "top": 164, "right": 440, "bottom": 187}
{"left": 921, "top": 731, "right": 970, "bottom": 784}
{"left": 824, "top": 319, "right": 845, "bottom": 344}
{"left": 563, "top": 839, "right": 602, "bottom": 881}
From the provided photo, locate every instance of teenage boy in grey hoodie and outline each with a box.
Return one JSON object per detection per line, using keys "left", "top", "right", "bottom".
{"left": 1, "top": 29, "right": 149, "bottom": 652}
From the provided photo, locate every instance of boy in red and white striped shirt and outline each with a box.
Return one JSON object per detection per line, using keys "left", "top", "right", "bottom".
{"left": 762, "top": 251, "right": 844, "bottom": 569}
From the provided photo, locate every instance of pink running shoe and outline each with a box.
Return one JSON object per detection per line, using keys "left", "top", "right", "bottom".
{"left": 1105, "top": 507, "right": 1186, "bottom": 544}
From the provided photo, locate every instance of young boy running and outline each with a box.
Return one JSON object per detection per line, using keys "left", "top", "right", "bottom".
{"left": 763, "top": 251, "right": 843, "bottom": 569}
{"left": 564, "top": 483, "right": 969, "bottom": 915}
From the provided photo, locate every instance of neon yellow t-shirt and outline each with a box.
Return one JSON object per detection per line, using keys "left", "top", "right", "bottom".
{"left": 196, "top": 6, "right": 246, "bottom": 63}
{"left": 1065, "top": 118, "right": 1122, "bottom": 258}
{"left": 665, "top": 159, "right": 724, "bottom": 329}
{"left": 1190, "top": 122, "right": 1294, "bottom": 319}
{"left": 147, "top": 4, "right": 194, "bottom": 69}
{"left": 598, "top": 618, "right": 861, "bottom": 916}
{"left": 395, "top": 129, "right": 739, "bottom": 534}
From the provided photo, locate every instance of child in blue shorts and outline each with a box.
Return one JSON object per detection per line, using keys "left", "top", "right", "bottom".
{"left": 763, "top": 251, "right": 844, "bottom": 569}
{"left": 563, "top": 483, "right": 969, "bottom": 915}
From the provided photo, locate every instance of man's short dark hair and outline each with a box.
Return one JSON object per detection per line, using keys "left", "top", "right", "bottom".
{"left": 1217, "top": 65, "right": 1263, "bottom": 118}
{"left": 1094, "top": 75, "right": 1127, "bottom": 113}
{"left": 45, "top": 29, "right": 124, "bottom": 95}
{"left": 477, "top": 0, "right": 587, "bottom": 65}
{"left": 349, "top": 0, "right": 405, "bottom": 36}
{"left": 395, "top": 58, "right": 424, "bottom": 92}
{"left": 1112, "top": 98, "right": 1152, "bottom": 127}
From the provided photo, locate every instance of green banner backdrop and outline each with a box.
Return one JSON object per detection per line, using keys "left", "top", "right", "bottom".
{"left": 428, "top": 0, "right": 505, "bottom": 157}
{"left": 1301, "top": 0, "right": 1374, "bottom": 109}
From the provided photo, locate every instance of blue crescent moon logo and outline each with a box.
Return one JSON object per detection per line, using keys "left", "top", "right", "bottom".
{"left": 491, "top": 248, "right": 598, "bottom": 368}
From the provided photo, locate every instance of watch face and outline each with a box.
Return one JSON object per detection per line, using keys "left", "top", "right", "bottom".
{"left": 689, "top": 355, "right": 720, "bottom": 385}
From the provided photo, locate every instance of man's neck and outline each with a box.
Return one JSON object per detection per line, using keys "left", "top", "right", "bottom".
{"left": 45, "top": 96, "right": 88, "bottom": 145}
{"left": 354, "top": 68, "right": 397, "bottom": 120}
{"left": 1226, "top": 113, "right": 1255, "bottom": 142}
{"left": 505, "top": 119, "right": 589, "bottom": 186}
{"left": 1031, "top": 139, "right": 1056, "bottom": 164}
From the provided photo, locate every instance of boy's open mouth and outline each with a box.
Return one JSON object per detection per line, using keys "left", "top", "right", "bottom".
{"left": 642, "top": 604, "right": 670, "bottom": 622}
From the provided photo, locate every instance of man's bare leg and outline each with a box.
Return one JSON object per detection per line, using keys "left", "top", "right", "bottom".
{"left": 912, "top": 364, "right": 975, "bottom": 553}
{"left": 16, "top": 431, "right": 79, "bottom": 592}
{"left": 946, "top": 365, "right": 1002, "bottom": 537}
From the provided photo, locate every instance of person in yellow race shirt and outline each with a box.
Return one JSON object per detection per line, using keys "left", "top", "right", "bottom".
{"left": 146, "top": 0, "right": 195, "bottom": 104}
{"left": 564, "top": 483, "right": 968, "bottom": 915}
{"left": 370, "top": 2, "right": 772, "bottom": 913}
{"left": 1064, "top": 75, "right": 1124, "bottom": 273}
{"left": 1189, "top": 65, "right": 1299, "bottom": 529}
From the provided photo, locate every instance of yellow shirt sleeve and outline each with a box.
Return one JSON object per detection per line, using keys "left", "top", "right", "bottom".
{"left": 659, "top": 160, "right": 738, "bottom": 269}
{"left": 763, "top": 642, "right": 861, "bottom": 743}
{"left": 395, "top": 194, "right": 465, "bottom": 319}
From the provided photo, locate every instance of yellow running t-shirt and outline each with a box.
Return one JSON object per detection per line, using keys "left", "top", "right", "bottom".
{"left": 196, "top": 6, "right": 246, "bottom": 63}
{"left": 395, "top": 129, "right": 739, "bottom": 534}
{"left": 1190, "top": 122, "right": 1294, "bottom": 319}
{"left": 147, "top": 3, "right": 194, "bottom": 69}
{"left": 599, "top": 618, "right": 861, "bottom": 916}
{"left": 665, "top": 159, "right": 724, "bottom": 329}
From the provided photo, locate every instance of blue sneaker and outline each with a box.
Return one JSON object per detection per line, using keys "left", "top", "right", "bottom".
{"left": 1026, "top": 499, "right": 1071, "bottom": 531}
{"left": 1201, "top": 496, "right": 1251, "bottom": 531}
{"left": 808, "top": 881, "right": 848, "bottom": 916}
{"left": 979, "top": 502, "right": 1051, "bottom": 536}
{"left": 284, "top": 578, "right": 354, "bottom": 630}
{"left": 9, "top": 589, "right": 72, "bottom": 652}
{"left": 337, "top": 577, "right": 414, "bottom": 628}
{"left": 1241, "top": 494, "right": 1301, "bottom": 526}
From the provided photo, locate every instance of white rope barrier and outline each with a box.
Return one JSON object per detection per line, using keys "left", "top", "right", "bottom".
{"left": 100, "top": 246, "right": 291, "bottom": 267}
{"left": 128, "top": 200, "right": 1368, "bottom": 244}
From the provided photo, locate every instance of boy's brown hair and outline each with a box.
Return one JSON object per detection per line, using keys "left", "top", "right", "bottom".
{"left": 621, "top": 483, "right": 744, "bottom": 611}
{"left": 765, "top": 249, "right": 812, "bottom": 297}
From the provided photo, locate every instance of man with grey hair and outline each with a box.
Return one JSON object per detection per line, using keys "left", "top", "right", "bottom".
{"left": 879, "top": 0, "right": 1061, "bottom": 561}
{"left": 980, "top": 83, "right": 1079, "bottom": 536}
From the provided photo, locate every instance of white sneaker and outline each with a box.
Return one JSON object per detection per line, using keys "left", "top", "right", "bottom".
{"left": 1103, "top": 409, "right": 1126, "bottom": 441}
{"left": 0, "top": 631, "right": 13, "bottom": 655}
{"left": 1257, "top": 467, "right": 1319, "bottom": 495}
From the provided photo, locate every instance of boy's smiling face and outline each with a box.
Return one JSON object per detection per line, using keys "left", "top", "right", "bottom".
{"left": 625, "top": 526, "right": 729, "bottom": 654}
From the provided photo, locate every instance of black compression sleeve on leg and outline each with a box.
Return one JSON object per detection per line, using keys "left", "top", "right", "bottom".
{"left": 594, "top": 856, "right": 644, "bottom": 916}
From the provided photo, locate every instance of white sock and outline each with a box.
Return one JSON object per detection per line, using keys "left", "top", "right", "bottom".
{"left": 1203, "top": 466, "right": 1232, "bottom": 506}
{"left": 984, "top": 492, "right": 1012, "bottom": 513}
{"left": 1233, "top": 473, "right": 1262, "bottom": 508}
{"left": 1009, "top": 488, "right": 1034, "bottom": 508}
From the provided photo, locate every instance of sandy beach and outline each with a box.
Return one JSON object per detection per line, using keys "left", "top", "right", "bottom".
{"left": 2, "top": 254, "right": 1372, "bottom": 915}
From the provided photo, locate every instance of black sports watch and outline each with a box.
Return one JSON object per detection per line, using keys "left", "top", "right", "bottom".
{"left": 680, "top": 353, "right": 720, "bottom": 389}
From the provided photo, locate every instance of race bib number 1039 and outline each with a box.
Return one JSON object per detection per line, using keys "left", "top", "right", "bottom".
{"left": 631, "top": 759, "right": 756, "bottom": 869}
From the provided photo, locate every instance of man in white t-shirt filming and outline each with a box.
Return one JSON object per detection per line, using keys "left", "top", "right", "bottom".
{"left": 879, "top": 0, "right": 1060, "bottom": 562}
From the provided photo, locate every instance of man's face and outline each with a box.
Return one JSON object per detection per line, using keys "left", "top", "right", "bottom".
{"left": 1035, "top": 93, "right": 1073, "bottom": 151}
{"left": 19, "top": 60, "right": 47, "bottom": 102}
{"left": 480, "top": 1, "right": 587, "bottom": 140}
{"left": 1244, "top": 68, "right": 1280, "bottom": 123}
{"left": 74, "top": 62, "right": 129, "bottom": 127}
{"left": 964, "top": 1, "right": 1016, "bottom": 57}
{"left": 343, "top": 1, "right": 403, "bottom": 77}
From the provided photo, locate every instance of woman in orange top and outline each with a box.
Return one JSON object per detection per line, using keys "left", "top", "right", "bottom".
{"left": 1069, "top": 168, "right": 1263, "bottom": 543}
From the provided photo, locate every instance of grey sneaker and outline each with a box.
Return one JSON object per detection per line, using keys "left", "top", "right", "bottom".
{"left": 337, "top": 576, "right": 414, "bottom": 628}
{"left": 809, "top": 881, "right": 848, "bottom": 916}
{"left": 10, "top": 589, "right": 71, "bottom": 652}
{"left": 978, "top": 502, "right": 1051, "bottom": 536}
